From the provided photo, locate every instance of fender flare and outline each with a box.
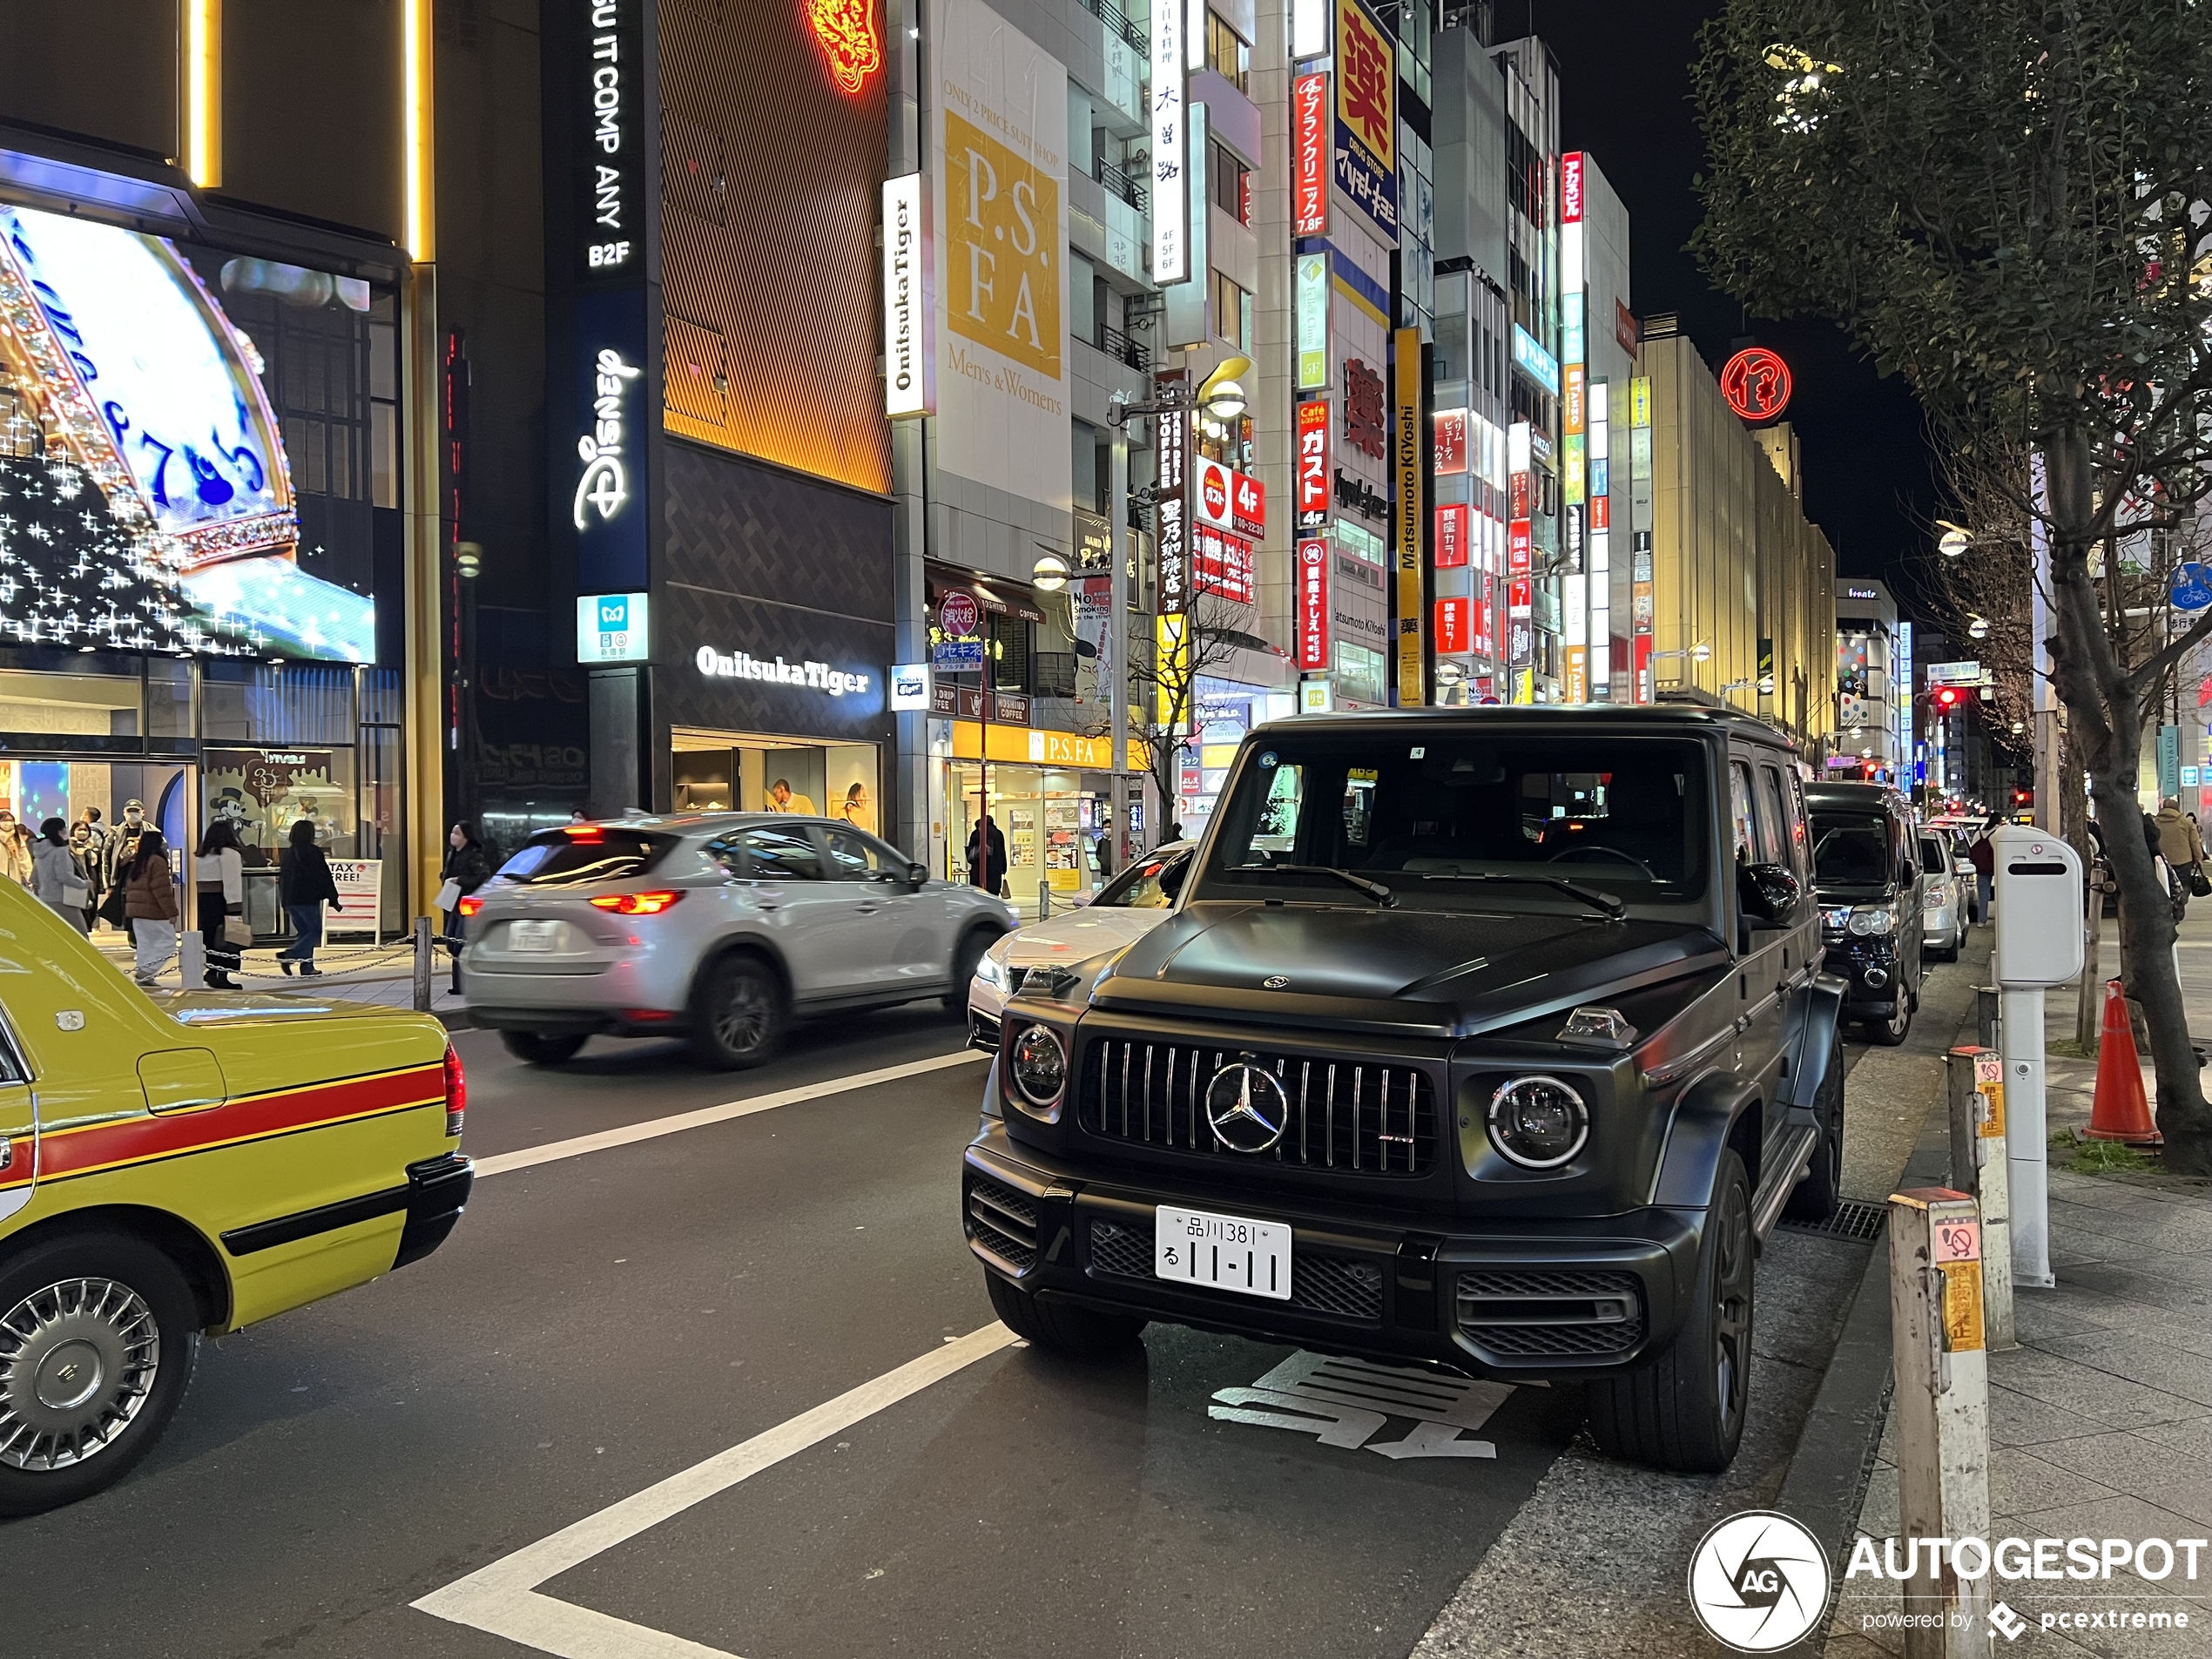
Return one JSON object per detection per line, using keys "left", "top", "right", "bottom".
{"left": 1652, "top": 1070, "right": 1765, "bottom": 1211}
{"left": 1784, "top": 972, "right": 1849, "bottom": 1113}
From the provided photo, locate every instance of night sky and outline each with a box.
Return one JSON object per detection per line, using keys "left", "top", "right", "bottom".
{"left": 1533, "top": 0, "right": 1939, "bottom": 613}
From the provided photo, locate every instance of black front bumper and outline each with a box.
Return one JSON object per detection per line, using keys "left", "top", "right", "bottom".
{"left": 394, "top": 1152, "right": 474, "bottom": 1270}
{"left": 961, "top": 1123, "right": 1704, "bottom": 1380}
{"left": 1822, "top": 936, "right": 1902, "bottom": 1017}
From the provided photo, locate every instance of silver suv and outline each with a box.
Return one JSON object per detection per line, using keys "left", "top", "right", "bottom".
{"left": 462, "top": 815, "right": 1015, "bottom": 1068}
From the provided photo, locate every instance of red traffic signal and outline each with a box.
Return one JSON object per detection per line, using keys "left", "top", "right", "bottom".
{"left": 1932, "top": 685, "right": 1966, "bottom": 711}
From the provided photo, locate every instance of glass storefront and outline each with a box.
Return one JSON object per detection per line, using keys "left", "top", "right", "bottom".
{"left": 946, "top": 759, "right": 1116, "bottom": 919}
{"left": 671, "top": 727, "right": 881, "bottom": 832}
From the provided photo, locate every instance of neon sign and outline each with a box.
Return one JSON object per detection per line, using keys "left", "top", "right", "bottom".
{"left": 806, "top": 0, "right": 883, "bottom": 95}
{"left": 1720, "top": 347, "right": 1792, "bottom": 422}
{"left": 572, "top": 348, "right": 641, "bottom": 529}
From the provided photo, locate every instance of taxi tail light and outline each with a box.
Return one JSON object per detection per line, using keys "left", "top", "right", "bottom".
{"left": 588, "top": 890, "right": 684, "bottom": 915}
{"left": 456, "top": 894, "right": 485, "bottom": 918}
{"left": 442, "top": 1043, "right": 467, "bottom": 1139}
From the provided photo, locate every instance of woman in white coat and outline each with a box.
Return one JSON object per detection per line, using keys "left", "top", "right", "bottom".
{"left": 194, "top": 819, "right": 247, "bottom": 988}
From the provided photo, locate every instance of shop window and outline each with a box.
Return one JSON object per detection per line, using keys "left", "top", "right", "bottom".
{"left": 740, "top": 826, "right": 824, "bottom": 880}
{"left": 1205, "top": 10, "right": 1250, "bottom": 92}
{"left": 990, "top": 611, "right": 1030, "bottom": 694}
{"left": 1210, "top": 140, "right": 1250, "bottom": 226}
{"left": 1212, "top": 271, "right": 1251, "bottom": 353}
{"left": 199, "top": 662, "right": 357, "bottom": 745}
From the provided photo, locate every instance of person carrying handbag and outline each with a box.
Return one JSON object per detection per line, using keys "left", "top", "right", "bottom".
{"left": 439, "top": 822, "right": 495, "bottom": 994}
{"left": 275, "top": 817, "right": 342, "bottom": 975}
{"left": 2155, "top": 796, "right": 2209, "bottom": 902}
{"left": 194, "top": 819, "right": 248, "bottom": 988}
{"left": 123, "top": 828, "right": 180, "bottom": 985}
{"left": 31, "top": 818, "right": 90, "bottom": 932}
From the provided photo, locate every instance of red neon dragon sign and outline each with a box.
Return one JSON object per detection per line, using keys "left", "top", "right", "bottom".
{"left": 806, "top": 0, "right": 882, "bottom": 96}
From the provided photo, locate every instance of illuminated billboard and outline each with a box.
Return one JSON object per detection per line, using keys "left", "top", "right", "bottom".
{"left": 0, "top": 204, "right": 374, "bottom": 661}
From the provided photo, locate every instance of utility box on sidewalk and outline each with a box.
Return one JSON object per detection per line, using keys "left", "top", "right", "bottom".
{"left": 1990, "top": 826, "right": 2084, "bottom": 1290}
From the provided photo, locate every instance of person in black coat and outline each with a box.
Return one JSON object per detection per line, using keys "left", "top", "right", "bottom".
{"left": 965, "top": 813, "right": 1007, "bottom": 894}
{"left": 274, "top": 817, "right": 343, "bottom": 976}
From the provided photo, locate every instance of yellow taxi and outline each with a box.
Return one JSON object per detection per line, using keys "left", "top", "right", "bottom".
{"left": 0, "top": 880, "right": 470, "bottom": 1514}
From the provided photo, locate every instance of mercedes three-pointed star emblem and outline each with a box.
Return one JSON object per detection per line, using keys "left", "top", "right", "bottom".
{"left": 1204, "top": 1062, "right": 1291, "bottom": 1153}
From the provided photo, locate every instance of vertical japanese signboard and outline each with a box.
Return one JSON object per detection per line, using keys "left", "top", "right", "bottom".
{"left": 1296, "top": 253, "right": 1329, "bottom": 389}
{"left": 1150, "top": 0, "right": 1189, "bottom": 284}
{"left": 1157, "top": 402, "right": 1189, "bottom": 616}
{"left": 1393, "top": 326, "right": 1424, "bottom": 705}
{"left": 1297, "top": 538, "right": 1330, "bottom": 670}
{"left": 1296, "top": 399, "right": 1330, "bottom": 522}
{"left": 1333, "top": 0, "right": 1399, "bottom": 246}
{"left": 1435, "top": 503, "right": 1469, "bottom": 568}
{"left": 1293, "top": 71, "right": 1329, "bottom": 236}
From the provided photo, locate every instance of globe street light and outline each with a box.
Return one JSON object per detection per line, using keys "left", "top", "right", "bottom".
{"left": 1938, "top": 525, "right": 1970, "bottom": 558}
{"left": 1967, "top": 614, "right": 1990, "bottom": 640}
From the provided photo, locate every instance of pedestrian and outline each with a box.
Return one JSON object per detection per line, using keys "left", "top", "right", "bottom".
{"left": 966, "top": 812, "right": 1007, "bottom": 896}
{"left": 101, "top": 800, "right": 149, "bottom": 930}
{"left": 1967, "top": 827, "right": 1995, "bottom": 925}
{"left": 30, "top": 818, "right": 90, "bottom": 932}
{"left": 1162, "top": 820, "right": 1185, "bottom": 847}
{"left": 274, "top": 816, "right": 342, "bottom": 976}
{"left": 122, "top": 827, "right": 179, "bottom": 985}
{"left": 69, "top": 819, "right": 103, "bottom": 922}
{"left": 193, "top": 818, "right": 246, "bottom": 988}
{"left": 2155, "top": 795, "right": 2208, "bottom": 899}
{"left": 0, "top": 810, "right": 31, "bottom": 889}
{"left": 439, "top": 821, "right": 494, "bottom": 992}
{"left": 569, "top": 807, "right": 589, "bottom": 825}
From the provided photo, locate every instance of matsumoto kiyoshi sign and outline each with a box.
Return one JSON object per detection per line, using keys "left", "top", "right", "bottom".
{"left": 695, "top": 647, "right": 874, "bottom": 698}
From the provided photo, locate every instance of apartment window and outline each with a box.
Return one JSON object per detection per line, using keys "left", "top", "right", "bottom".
{"left": 1210, "top": 139, "right": 1251, "bottom": 226}
{"left": 1213, "top": 271, "right": 1251, "bottom": 353}
{"left": 1205, "top": 11, "right": 1250, "bottom": 93}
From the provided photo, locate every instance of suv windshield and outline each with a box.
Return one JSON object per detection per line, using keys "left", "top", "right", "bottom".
{"left": 1093, "top": 847, "right": 1190, "bottom": 909}
{"left": 1195, "top": 733, "right": 1710, "bottom": 911}
{"left": 493, "top": 826, "right": 671, "bottom": 887}
{"left": 1809, "top": 812, "right": 1892, "bottom": 888}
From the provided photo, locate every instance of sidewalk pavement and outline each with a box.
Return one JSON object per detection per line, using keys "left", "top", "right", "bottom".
{"left": 84, "top": 924, "right": 468, "bottom": 1022}
{"left": 1828, "top": 905, "right": 2212, "bottom": 1657}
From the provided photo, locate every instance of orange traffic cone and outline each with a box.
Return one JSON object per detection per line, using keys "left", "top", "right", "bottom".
{"left": 2087, "top": 979, "right": 2163, "bottom": 1146}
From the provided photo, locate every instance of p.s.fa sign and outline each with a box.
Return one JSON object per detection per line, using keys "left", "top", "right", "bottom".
{"left": 577, "top": 591, "right": 651, "bottom": 664}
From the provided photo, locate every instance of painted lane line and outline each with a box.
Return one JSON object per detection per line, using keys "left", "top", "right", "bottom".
{"left": 473, "top": 1049, "right": 987, "bottom": 1178}
{"left": 413, "top": 1321, "right": 1020, "bottom": 1657}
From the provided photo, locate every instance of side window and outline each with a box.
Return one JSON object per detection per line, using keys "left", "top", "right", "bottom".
{"left": 819, "top": 826, "right": 896, "bottom": 880}
{"left": 742, "top": 826, "right": 825, "bottom": 880}
{"left": 703, "top": 835, "right": 749, "bottom": 879}
{"left": 1729, "top": 762, "right": 1758, "bottom": 865}
{"left": 1755, "top": 766, "right": 1790, "bottom": 867}
{"left": 1786, "top": 774, "right": 1814, "bottom": 879}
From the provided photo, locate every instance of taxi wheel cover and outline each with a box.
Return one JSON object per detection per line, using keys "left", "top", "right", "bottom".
{"left": 0, "top": 1234, "right": 199, "bottom": 1516}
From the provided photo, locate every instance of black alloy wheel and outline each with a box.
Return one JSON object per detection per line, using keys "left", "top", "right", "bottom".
{"left": 1865, "top": 989, "right": 1912, "bottom": 1046}
{"left": 1588, "top": 1148, "right": 1754, "bottom": 1473}
{"left": 688, "top": 955, "right": 786, "bottom": 1069}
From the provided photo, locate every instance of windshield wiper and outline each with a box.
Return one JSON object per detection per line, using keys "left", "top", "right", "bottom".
{"left": 1232, "top": 863, "right": 1397, "bottom": 907}
{"left": 1419, "top": 872, "right": 1627, "bottom": 920}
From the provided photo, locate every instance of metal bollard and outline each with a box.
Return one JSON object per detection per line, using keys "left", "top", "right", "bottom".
{"left": 1038, "top": 879, "right": 1051, "bottom": 920}
{"left": 1887, "top": 1187, "right": 1993, "bottom": 1657}
{"left": 1946, "top": 1047, "right": 2016, "bottom": 1350}
{"left": 413, "top": 915, "right": 434, "bottom": 1013}
{"left": 1975, "top": 985, "right": 1999, "bottom": 1052}
{"left": 178, "top": 931, "right": 206, "bottom": 988}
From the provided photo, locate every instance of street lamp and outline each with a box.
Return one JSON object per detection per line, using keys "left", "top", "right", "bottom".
{"left": 1031, "top": 552, "right": 1069, "bottom": 592}
{"left": 1938, "top": 522, "right": 1971, "bottom": 559}
{"left": 1105, "top": 354, "right": 1253, "bottom": 428}
{"left": 1967, "top": 614, "right": 1990, "bottom": 640}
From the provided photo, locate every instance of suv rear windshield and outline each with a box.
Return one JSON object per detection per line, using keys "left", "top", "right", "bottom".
{"left": 1196, "top": 733, "right": 1711, "bottom": 912}
{"left": 493, "top": 826, "right": 671, "bottom": 887}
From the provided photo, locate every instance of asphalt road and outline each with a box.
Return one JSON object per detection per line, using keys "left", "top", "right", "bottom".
{"left": 3, "top": 961, "right": 1948, "bottom": 1659}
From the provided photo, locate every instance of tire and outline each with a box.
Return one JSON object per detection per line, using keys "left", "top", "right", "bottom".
{"left": 687, "top": 954, "right": 787, "bottom": 1069}
{"left": 985, "top": 1271, "right": 1144, "bottom": 1356}
{"left": 0, "top": 1231, "right": 201, "bottom": 1517}
{"left": 1784, "top": 1028, "right": 1845, "bottom": 1222}
{"left": 944, "top": 928, "right": 992, "bottom": 1012}
{"left": 1863, "top": 993, "right": 1911, "bottom": 1046}
{"left": 499, "top": 1030, "right": 587, "bottom": 1066}
{"left": 1587, "top": 1148, "right": 1753, "bottom": 1474}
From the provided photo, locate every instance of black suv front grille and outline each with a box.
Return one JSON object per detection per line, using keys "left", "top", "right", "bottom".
{"left": 968, "top": 1176, "right": 1040, "bottom": 1273}
{"left": 1454, "top": 1268, "right": 1643, "bottom": 1358}
{"left": 1088, "top": 1217, "right": 1385, "bottom": 1320}
{"left": 1078, "top": 1038, "right": 1439, "bottom": 1175}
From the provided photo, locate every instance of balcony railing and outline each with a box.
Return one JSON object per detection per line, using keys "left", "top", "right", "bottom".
{"left": 1078, "top": 0, "right": 1146, "bottom": 54}
{"left": 1096, "top": 324, "right": 1150, "bottom": 373}
{"left": 1097, "top": 159, "right": 1148, "bottom": 212}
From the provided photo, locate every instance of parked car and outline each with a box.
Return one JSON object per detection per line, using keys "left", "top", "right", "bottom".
{"left": 462, "top": 815, "right": 1015, "bottom": 1068}
{"left": 962, "top": 707, "right": 1848, "bottom": 1474}
{"left": 0, "top": 880, "right": 469, "bottom": 1515}
{"left": 1804, "top": 781, "right": 1926, "bottom": 1044}
{"left": 1918, "top": 830, "right": 1966, "bottom": 961}
{"left": 969, "top": 844, "right": 1195, "bottom": 1051}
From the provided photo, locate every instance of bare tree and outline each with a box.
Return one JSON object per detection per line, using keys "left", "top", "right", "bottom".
{"left": 1125, "top": 589, "right": 1252, "bottom": 843}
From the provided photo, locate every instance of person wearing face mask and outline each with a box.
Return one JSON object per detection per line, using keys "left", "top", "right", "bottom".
{"left": 31, "top": 818, "right": 90, "bottom": 931}
{"left": 194, "top": 817, "right": 247, "bottom": 988}
{"left": 122, "top": 826, "right": 179, "bottom": 985}
{"left": 103, "top": 800, "right": 149, "bottom": 891}
{"left": 0, "top": 810, "right": 31, "bottom": 889}
{"left": 69, "top": 819, "right": 104, "bottom": 921}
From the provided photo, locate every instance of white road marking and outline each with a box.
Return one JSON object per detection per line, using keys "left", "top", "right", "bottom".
{"left": 412, "top": 1322, "right": 1020, "bottom": 1657}
{"left": 472, "top": 1049, "right": 988, "bottom": 1178}
{"left": 1210, "top": 1351, "right": 1514, "bottom": 1459}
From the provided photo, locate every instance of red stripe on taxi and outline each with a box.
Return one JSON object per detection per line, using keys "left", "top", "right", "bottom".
{"left": 33, "top": 1063, "right": 446, "bottom": 1184}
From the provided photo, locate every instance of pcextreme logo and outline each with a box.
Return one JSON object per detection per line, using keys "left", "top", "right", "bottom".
{"left": 1688, "top": 1511, "right": 1833, "bottom": 1652}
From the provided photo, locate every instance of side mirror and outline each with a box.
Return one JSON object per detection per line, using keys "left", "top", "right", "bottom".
{"left": 907, "top": 861, "right": 929, "bottom": 890}
{"left": 1738, "top": 861, "right": 1803, "bottom": 927}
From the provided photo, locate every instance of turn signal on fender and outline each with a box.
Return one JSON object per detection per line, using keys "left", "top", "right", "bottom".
{"left": 588, "top": 890, "right": 685, "bottom": 915}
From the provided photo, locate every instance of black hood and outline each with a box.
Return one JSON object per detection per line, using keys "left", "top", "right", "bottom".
{"left": 1093, "top": 900, "right": 1729, "bottom": 1037}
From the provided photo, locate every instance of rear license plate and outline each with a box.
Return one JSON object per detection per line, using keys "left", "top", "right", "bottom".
{"left": 509, "top": 919, "right": 563, "bottom": 953}
{"left": 1155, "top": 1205, "right": 1292, "bottom": 1300}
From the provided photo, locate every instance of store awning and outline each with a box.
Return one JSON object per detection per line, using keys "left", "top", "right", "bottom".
{"left": 926, "top": 561, "right": 1045, "bottom": 624}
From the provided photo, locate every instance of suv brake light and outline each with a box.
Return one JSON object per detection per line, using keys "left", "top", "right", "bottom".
{"left": 442, "top": 1044, "right": 466, "bottom": 1138}
{"left": 457, "top": 894, "right": 484, "bottom": 918}
{"left": 588, "top": 890, "right": 684, "bottom": 915}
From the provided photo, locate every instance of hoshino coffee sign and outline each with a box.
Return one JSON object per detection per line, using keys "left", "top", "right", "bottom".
{"left": 882, "top": 174, "right": 935, "bottom": 418}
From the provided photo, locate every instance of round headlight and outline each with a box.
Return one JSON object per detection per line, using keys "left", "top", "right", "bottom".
{"left": 1848, "top": 907, "right": 1895, "bottom": 935}
{"left": 1009, "top": 1024, "right": 1068, "bottom": 1108}
{"left": 1487, "top": 1075, "right": 1589, "bottom": 1170}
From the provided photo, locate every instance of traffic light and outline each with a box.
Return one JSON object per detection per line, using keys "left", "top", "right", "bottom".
{"left": 1931, "top": 685, "right": 1966, "bottom": 713}
{"left": 2012, "top": 787, "right": 2033, "bottom": 809}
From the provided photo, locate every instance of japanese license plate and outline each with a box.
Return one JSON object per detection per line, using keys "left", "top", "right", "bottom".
{"left": 1155, "top": 1205, "right": 1292, "bottom": 1300}
{"left": 508, "top": 919, "right": 563, "bottom": 953}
